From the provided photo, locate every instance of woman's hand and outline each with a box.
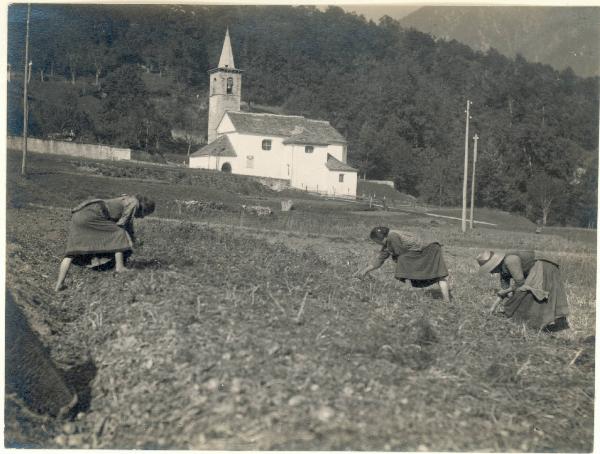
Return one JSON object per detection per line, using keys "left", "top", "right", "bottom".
{"left": 496, "top": 288, "right": 513, "bottom": 298}
{"left": 353, "top": 268, "right": 370, "bottom": 279}
{"left": 489, "top": 296, "right": 503, "bottom": 314}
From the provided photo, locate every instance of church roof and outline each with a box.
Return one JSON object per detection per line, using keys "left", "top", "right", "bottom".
{"left": 190, "top": 135, "right": 237, "bottom": 158}
{"left": 325, "top": 153, "right": 358, "bottom": 172}
{"left": 226, "top": 112, "right": 347, "bottom": 145}
{"left": 283, "top": 129, "right": 331, "bottom": 146}
{"left": 218, "top": 28, "right": 236, "bottom": 69}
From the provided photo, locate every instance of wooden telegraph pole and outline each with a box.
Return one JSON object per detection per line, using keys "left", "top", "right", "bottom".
{"left": 469, "top": 134, "right": 479, "bottom": 229}
{"left": 21, "top": 3, "right": 31, "bottom": 176}
{"left": 461, "top": 100, "right": 472, "bottom": 232}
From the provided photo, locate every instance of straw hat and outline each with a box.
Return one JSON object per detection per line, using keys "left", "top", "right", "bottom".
{"left": 476, "top": 250, "right": 505, "bottom": 275}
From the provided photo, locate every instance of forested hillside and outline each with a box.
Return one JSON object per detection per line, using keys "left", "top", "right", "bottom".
{"left": 7, "top": 4, "right": 598, "bottom": 226}
{"left": 400, "top": 7, "right": 600, "bottom": 78}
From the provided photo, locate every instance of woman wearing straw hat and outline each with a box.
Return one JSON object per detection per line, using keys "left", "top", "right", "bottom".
{"left": 356, "top": 226, "right": 451, "bottom": 302}
{"left": 476, "top": 250, "right": 569, "bottom": 331}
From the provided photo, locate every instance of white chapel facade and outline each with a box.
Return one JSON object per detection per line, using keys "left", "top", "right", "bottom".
{"left": 189, "top": 29, "right": 358, "bottom": 197}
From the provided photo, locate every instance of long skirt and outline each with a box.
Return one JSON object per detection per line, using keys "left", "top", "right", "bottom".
{"left": 64, "top": 202, "right": 132, "bottom": 267}
{"left": 503, "top": 260, "right": 569, "bottom": 330}
{"left": 394, "top": 242, "right": 449, "bottom": 288}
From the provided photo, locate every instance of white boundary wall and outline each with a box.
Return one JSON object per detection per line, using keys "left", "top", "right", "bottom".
{"left": 7, "top": 136, "right": 131, "bottom": 161}
{"left": 363, "top": 179, "right": 394, "bottom": 187}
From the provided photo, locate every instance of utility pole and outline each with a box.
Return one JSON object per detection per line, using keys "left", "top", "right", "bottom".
{"left": 461, "top": 100, "right": 472, "bottom": 233}
{"left": 469, "top": 134, "right": 479, "bottom": 229}
{"left": 21, "top": 3, "right": 31, "bottom": 176}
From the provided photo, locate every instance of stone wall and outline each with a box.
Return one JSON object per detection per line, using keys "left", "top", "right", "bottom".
{"left": 248, "top": 176, "right": 290, "bottom": 191}
{"left": 7, "top": 136, "right": 131, "bottom": 161}
{"left": 363, "top": 179, "right": 395, "bottom": 187}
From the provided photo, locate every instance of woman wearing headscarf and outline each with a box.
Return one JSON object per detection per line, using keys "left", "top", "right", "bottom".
{"left": 356, "top": 226, "right": 451, "bottom": 302}
{"left": 54, "top": 194, "right": 155, "bottom": 291}
{"left": 476, "top": 250, "right": 569, "bottom": 331}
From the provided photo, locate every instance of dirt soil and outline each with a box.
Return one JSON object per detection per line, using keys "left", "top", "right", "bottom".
{"left": 5, "top": 205, "right": 594, "bottom": 451}
{"left": 4, "top": 153, "right": 595, "bottom": 451}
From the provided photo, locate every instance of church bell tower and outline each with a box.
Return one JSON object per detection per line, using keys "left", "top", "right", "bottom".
{"left": 207, "top": 28, "right": 243, "bottom": 143}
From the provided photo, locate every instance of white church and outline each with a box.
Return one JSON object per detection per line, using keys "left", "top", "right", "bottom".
{"left": 189, "top": 30, "right": 358, "bottom": 197}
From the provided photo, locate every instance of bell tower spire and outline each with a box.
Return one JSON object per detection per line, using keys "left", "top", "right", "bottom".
{"left": 218, "top": 28, "right": 235, "bottom": 69}
{"left": 207, "top": 28, "right": 243, "bottom": 144}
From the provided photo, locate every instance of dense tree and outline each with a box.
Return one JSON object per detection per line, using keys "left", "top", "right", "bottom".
{"left": 6, "top": 4, "right": 598, "bottom": 225}
{"left": 29, "top": 84, "right": 94, "bottom": 141}
{"left": 96, "top": 65, "right": 169, "bottom": 152}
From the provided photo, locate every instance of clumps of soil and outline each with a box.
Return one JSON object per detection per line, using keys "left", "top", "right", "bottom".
{"left": 173, "top": 199, "right": 227, "bottom": 216}
{"left": 4, "top": 206, "right": 595, "bottom": 452}
{"left": 241, "top": 205, "right": 273, "bottom": 216}
{"left": 340, "top": 316, "right": 439, "bottom": 371}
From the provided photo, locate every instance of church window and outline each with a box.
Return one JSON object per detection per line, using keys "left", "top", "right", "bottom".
{"left": 246, "top": 155, "right": 254, "bottom": 169}
{"left": 227, "top": 77, "right": 233, "bottom": 94}
{"left": 305, "top": 146, "right": 314, "bottom": 154}
{"left": 339, "top": 174, "right": 344, "bottom": 183}
{"left": 262, "top": 139, "right": 271, "bottom": 150}
{"left": 212, "top": 78, "right": 217, "bottom": 94}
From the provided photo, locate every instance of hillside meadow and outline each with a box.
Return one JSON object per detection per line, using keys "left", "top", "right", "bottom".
{"left": 5, "top": 152, "right": 596, "bottom": 450}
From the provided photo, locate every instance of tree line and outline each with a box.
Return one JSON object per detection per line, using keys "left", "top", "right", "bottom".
{"left": 7, "top": 4, "right": 598, "bottom": 226}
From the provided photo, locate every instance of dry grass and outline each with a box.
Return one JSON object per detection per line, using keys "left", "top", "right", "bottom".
{"left": 4, "top": 152, "right": 595, "bottom": 451}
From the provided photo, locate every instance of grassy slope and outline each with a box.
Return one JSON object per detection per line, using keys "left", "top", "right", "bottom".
{"left": 5, "top": 152, "right": 596, "bottom": 450}
{"left": 357, "top": 180, "right": 417, "bottom": 205}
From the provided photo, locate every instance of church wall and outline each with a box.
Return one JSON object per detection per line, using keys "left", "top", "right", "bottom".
{"left": 226, "top": 133, "right": 291, "bottom": 180}
{"left": 289, "top": 143, "right": 356, "bottom": 196}
{"left": 325, "top": 170, "right": 358, "bottom": 197}
{"left": 289, "top": 144, "right": 332, "bottom": 192}
{"left": 217, "top": 114, "right": 236, "bottom": 135}
{"left": 189, "top": 154, "right": 231, "bottom": 171}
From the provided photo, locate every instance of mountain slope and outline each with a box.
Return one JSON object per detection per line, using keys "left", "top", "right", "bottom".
{"left": 400, "top": 6, "right": 600, "bottom": 77}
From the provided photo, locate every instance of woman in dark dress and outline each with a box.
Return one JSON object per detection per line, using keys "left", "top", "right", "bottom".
{"left": 54, "top": 194, "right": 155, "bottom": 291}
{"left": 477, "top": 250, "right": 569, "bottom": 330}
{"left": 356, "top": 226, "right": 451, "bottom": 302}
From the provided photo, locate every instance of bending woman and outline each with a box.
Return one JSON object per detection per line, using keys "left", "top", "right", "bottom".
{"left": 356, "top": 226, "right": 451, "bottom": 302}
{"left": 55, "top": 194, "right": 155, "bottom": 291}
{"left": 476, "top": 250, "right": 569, "bottom": 331}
